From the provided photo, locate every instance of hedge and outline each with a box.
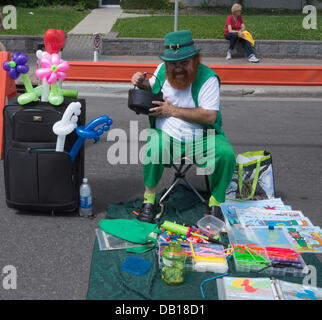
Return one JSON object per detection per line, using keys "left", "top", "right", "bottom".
{"left": 120, "top": 0, "right": 172, "bottom": 10}
{"left": 0, "top": 0, "right": 98, "bottom": 9}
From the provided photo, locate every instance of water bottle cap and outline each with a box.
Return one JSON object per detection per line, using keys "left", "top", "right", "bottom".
{"left": 83, "top": 178, "right": 88, "bottom": 183}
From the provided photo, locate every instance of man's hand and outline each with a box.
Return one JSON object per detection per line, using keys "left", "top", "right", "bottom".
{"left": 131, "top": 72, "right": 151, "bottom": 90}
{"left": 131, "top": 72, "right": 145, "bottom": 86}
{"left": 149, "top": 97, "right": 174, "bottom": 117}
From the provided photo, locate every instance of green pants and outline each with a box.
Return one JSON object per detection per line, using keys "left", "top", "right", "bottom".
{"left": 143, "top": 129, "right": 236, "bottom": 203}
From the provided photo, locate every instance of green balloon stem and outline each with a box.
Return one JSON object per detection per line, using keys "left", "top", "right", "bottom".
{"left": 62, "top": 89, "right": 78, "bottom": 98}
{"left": 20, "top": 73, "right": 34, "bottom": 94}
{"left": 51, "top": 82, "right": 59, "bottom": 96}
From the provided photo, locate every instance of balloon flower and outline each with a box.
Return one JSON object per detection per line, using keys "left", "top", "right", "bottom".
{"left": 36, "top": 50, "right": 78, "bottom": 102}
{"left": 3, "top": 52, "right": 29, "bottom": 80}
{"left": 36, "top": 53, "right": 69, "bottom": 106}
{"left": 2, "top": 52, "right": 42, "bottom": 105}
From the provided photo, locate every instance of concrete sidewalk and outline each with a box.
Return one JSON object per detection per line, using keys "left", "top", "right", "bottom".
{"left": 68, "top": 8, "right": 121, "bottom": 35}
{"left": 68, "top": 8, "right": 150, "bottom": 35}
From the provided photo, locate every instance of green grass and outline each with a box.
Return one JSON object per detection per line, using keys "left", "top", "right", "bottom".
{"left": 0, "top": 6, "right": 90, "bottom": 36}
{"left": 112, "top": 15, "right": 322, "bottom": 41}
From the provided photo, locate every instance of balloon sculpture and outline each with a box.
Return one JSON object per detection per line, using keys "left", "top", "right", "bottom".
{"left": 36, "top": 53, "right": 69, "bottom": 106}
{"left": 2, "top": 52, "right": 43, "bottom": 105}
{"left": 1, "top": 29, "right": 78, "bottom": 107}
{"left": 52, "top": 102, "right": 82, "bottom": 152}
{"left": 69, "top": 116, "right": 113, "bottom": 162}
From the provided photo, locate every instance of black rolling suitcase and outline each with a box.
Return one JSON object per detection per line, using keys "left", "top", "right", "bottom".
{"left": 3, "top": 97, "right": 86, "bottom": 213}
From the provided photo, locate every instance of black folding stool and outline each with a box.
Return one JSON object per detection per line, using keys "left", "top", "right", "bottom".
{"left": 159, "top": 157, "right": 211, "bottom": 208}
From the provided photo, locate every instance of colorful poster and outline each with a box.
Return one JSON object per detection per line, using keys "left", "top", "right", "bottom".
{"left": 236, "top": 208, "right": 304, "bottom": 218}
{"left": 221, "top": 198, "right": 289, "bottom": 225}
{"left": 278, "top": 280, "right": 322, "bottom": 300}
{"left": 238, "top": 214, "right": 313, "bottom": 228}
{"left": 219, "top": 277, "right": 276, "bottom": 300}
{"left": 284, "top": 226, "right": 322, "bottom": 253}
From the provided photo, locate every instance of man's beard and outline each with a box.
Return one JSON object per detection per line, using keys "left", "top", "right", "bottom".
{"left": 166, "top": 55, "right": 200, "bottom": 90}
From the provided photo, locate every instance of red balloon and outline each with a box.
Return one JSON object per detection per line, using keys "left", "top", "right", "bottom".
{"left": 44, "top": 29, "right": 66, "bottom": 54}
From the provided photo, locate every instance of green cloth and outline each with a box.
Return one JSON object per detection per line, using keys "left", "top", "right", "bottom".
{"left": 86, "top": 185, "right": 322, "bottom": 300}
{"left": 98, "top": 219, "right": 160, "bottom": 253}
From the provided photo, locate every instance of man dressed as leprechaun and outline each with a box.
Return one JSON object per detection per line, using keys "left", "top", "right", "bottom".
{"left": 131, "top": 30, "right": 236, "bottom": 224}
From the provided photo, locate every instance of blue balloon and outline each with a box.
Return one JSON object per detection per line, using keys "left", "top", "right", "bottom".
{"left": 16, "top": 64, "right": 29, "bottom": 74}
{"left": 3, "top": 61, "right": 11, "bottom": 72}
{"left": 9, "top": 68, "right": 19, "bottom": 80}
{"left": 15, "top": 53, "right": 29, "bottom": 65}
{"left": 69, "top": 115, "right": 113, "bottom": 162}
{"left": 12, "top": 52, "right": 21, "bottom": 61}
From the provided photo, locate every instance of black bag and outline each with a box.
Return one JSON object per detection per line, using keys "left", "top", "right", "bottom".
{"left": 3, "top": 97, "right": 86, "bottom": 213}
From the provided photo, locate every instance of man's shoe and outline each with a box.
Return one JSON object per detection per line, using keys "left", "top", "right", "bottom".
{"left": 248, "top": 54, "right": 259, "bottom": 63}
{"left": 138, "top": 202, "right": 157, "bottom": 223}
{"left": 226, "top": 50, "right": 232, "bottom": 60}
{"left": 208, "top": 205, "right": 225, "bottom": 223}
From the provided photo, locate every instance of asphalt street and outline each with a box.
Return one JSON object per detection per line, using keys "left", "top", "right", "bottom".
{"left": 0, "top": 89, "right": 321, "bottom": 299}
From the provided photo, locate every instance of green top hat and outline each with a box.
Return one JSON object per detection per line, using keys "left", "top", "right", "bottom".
{"left": 159, "top": 30, "right": 201, "bottom": 62}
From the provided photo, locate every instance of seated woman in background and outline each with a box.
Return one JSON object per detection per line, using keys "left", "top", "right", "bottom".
{"left": 224, "top": 3, "right": 259, "bottom": 63}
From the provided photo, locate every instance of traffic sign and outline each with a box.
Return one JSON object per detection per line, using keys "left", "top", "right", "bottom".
{"left": 93, "top": 33, "right": 102, "bottom": 51}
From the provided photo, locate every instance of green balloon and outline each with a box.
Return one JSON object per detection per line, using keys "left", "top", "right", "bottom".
{"left": 17, "top": 92, "right": 37, "bottom": 105}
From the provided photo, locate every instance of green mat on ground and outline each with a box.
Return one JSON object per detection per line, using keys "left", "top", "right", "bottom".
{"left": 86, "top": 184, "right": 322, "bottom": 300}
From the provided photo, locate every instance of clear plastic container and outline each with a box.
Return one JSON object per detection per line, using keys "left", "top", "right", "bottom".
{"left": 232, "top": 244, "right": 308, "bottom": 277}
{"left": 264, "top": 250, "right": 309, "bottom": 277}
{"left": 190, "top": 243, "right": 228, "bottom": 273}
{"left": 233, "top": 244, "right": 271, "bottom": 273}
{"left": 197, "top": 215, "right": 225, "bottom": 238}
{"left": 249, "top": 226, "right": 297, "bottom": 250}
{"left": 161, "top": 242, "right": 186, "bottom": 285}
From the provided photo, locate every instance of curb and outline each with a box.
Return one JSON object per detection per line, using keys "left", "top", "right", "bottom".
{"left": 57, "top": 82, "right": 322, "bottom": 98}
{"left": 16, "top": 82, "right": 322, "bottom": 98}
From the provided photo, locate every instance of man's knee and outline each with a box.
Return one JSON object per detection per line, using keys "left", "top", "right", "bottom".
{"left": 216, "top": 141, "right": 236, "bottom": 168}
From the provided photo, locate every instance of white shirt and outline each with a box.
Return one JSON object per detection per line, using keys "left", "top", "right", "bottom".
{"left": 149, "top": 63, "right": 220, "bottom": 141}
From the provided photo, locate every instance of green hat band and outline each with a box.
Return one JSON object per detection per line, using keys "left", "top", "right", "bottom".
{"left": 164, "top": 41, "right": 194, "bottom": 50}
{"left": 160, "top": 48, "right": 200, "bottom": 61}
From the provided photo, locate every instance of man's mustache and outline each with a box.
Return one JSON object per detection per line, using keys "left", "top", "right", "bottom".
{"left": 172, "top": 70, "right": 187, "bottom": 76}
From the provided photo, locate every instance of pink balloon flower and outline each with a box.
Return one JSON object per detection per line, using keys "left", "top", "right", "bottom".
{"left": 36, "top": 53, "right": 69, "bottom": 84}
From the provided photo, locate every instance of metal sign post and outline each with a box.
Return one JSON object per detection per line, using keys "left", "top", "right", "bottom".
{"left": 93, "top": 33, "right": 102, "bottom": 62}
{"left": 174, "top": 0, "right": 178, "bottom": 31}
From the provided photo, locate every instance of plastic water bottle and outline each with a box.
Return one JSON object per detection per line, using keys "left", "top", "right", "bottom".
{"left": 79, "top": 178, "right": 92, "bottom": 217}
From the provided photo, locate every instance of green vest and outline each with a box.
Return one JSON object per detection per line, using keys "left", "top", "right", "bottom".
{"left": 150, "top": 63, "right": 225, "bottom": 136}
